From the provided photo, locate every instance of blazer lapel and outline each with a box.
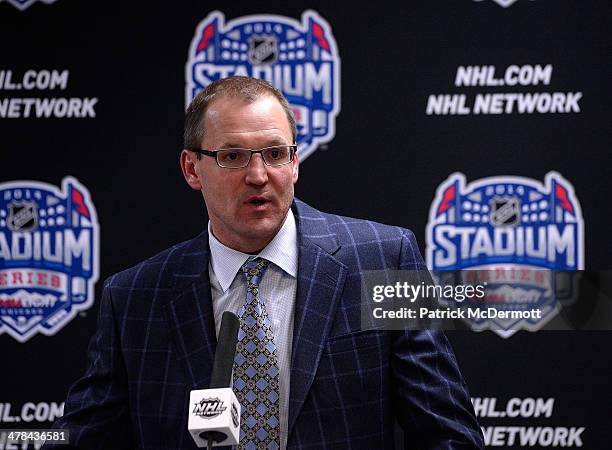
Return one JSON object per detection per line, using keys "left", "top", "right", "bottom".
{"left": 163, "top": 232, "right": 218, "bottom": 389}
{"left": 288, "top": 200, "right": 347, "bottom": 437}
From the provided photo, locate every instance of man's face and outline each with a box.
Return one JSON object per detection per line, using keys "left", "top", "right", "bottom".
{"left": 181, "top": 94, "right": 299, "bottom": 253}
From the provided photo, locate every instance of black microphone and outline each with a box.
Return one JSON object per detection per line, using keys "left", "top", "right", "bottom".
{"left": 188, "top": 311, "right": 242, "bottom": 448}
{"left": 209, "top": 311, "right": 240, "bottom": 388}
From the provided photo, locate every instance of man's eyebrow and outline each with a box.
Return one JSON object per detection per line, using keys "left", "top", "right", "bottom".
{"left": 217, "top": 142, "right": 245, "bottom": 149}
{"left": 262, "top": 138, "right": 289, "bottom": 146}
{"left": 218, "top": 139, "right": 289, "bottom": 149}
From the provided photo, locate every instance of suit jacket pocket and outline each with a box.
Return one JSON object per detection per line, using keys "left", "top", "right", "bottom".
{"left": 313, "top": 330, "right": 389, "bottom": 411}
{"left": 326, "top": 330, "right": 386, "bottom": 354}
{"left": 323, "top": 330, "right": 388, "bottom": 375}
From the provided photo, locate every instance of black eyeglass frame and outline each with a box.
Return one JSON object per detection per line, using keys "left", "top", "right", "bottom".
{"left": 189, "top": 145, "right": 297, "bottom": 168}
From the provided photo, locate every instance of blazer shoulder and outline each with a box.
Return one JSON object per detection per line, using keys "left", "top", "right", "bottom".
{"left": 322, "top": 211, "right": 425, "bottom": 269}
{"left": 103, "top": 234, "right": 203, "bottom": 293}
{"left": 324, "top": 210, "right": 415, "bottom": 245}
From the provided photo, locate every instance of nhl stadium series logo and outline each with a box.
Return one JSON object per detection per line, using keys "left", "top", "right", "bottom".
{"left": 0, "top": 0, "right": 57, "bottom": 11}
{"left": 0, "top": 177, "right": 99, "bottom": 342}
{"left": 186, "top": 10, "right": 341, "bottom": 161}
{"left": 426, "top": 172, "right": 583, "bottom": 338}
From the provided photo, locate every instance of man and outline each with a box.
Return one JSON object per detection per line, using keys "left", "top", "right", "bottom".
{"left": 49, "top": 76, "right": 483, "bottom": 449}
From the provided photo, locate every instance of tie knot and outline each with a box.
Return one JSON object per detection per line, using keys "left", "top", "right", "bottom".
{"left": 241, "top": 258, "right": 269, "bottom": 287}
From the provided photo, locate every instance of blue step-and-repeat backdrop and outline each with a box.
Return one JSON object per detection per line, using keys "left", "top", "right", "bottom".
{"left": 1, "top": 0, "right": 611, "bottom": 448}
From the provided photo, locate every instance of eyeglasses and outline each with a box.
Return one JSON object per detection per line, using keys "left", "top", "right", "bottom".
{"left": 190, "top": 145, "right": 297, "bottom": 169}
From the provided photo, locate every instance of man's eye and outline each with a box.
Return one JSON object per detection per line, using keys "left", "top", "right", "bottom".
{"left": 220, "top": 151, "right": 243, "bottom": 162}
{"left": 266, "top": 147, "right": 288, "bottom": 160}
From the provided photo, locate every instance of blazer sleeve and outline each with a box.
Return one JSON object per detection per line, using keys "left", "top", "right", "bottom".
{"left": 392, "top": 229, "right": 484, "bottom": 449}
{"left": 44, "top": 279, "right": 134, "bottom": 450}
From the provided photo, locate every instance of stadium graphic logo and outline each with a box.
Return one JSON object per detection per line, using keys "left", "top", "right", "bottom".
{"left": 0, "top": 177, "right": 99, "bottom": 342}
{"left": 193, "top": 397, "right": 227, "bottom": 419}
{"left": 426, "top": 172, "right": 583, "bottom": 338}
{"left": 473, "top": 0, "right": 536, "bottom": 8}
{"left": 186, "top": 11, "right": 341, "bottom": 161}
{"left": 1, "top": 0, "right": 57, "bottom": 11}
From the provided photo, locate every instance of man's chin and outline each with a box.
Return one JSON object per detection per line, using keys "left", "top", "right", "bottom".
{"left": 243, "top": 221, "right": 281, "bottom": 239}
{"left": 238, "top": 215, "right": 283, "bottom": 239}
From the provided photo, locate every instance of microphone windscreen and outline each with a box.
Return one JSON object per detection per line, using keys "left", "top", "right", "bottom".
{"left": 209, "top": 311, "right": 240, "bottom": 388}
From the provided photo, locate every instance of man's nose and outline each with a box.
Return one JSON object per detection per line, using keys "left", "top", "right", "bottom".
{"left": 244, "top": 153, "right": 268, "bottom": 185}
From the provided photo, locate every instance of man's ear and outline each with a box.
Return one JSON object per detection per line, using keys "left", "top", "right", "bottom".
{"left": 180, "top": 149, "right": 203, "bottom": 191}
{"left": 292, "top": 151, "right": 299, "bottom": 184}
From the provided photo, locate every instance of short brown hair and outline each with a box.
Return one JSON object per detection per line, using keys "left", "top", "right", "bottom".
{"left": 184, "top": 76, "right": 297, "bottom": 154}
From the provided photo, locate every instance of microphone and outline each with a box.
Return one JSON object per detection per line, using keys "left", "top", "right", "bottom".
{"left": 209, "top": 311, "right": 240, "bottom": 388}
{"left": 188, "top": 311, "right": 241, "bottom": 449}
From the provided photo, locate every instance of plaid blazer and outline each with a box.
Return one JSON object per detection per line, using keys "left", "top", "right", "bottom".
{"left": 48, "top": 199, "right": 483, "bottom": 449}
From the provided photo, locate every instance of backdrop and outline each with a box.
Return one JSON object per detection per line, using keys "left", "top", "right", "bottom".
{"left": 1, "top": 0, "right": 611, "bottom": 448}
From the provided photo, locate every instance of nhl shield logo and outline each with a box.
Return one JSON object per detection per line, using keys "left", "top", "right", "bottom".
{"left": 490, "top": 197, "right": 520, "bottom": 226}
{"left": 186, "top": 10, "right": 341, "bottom": 161}
{"left": 248, "top": 36, "right": 279, "bottom": 65}
{"left": 0, "top": 177, "right": 99, "bottom": 342}
{"left": 8, "top": 202, "right": 38, "bottom": 232}
{"left": 426, "top": 172, "right": 584, "bottom": 338}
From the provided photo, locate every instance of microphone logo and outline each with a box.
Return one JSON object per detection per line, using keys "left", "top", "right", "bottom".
{"left": 193, "top": 397, "right": 227, "bottom": 419}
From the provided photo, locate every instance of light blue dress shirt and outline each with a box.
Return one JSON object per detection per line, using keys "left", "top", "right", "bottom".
{"left": 208, "top": 211, "right": 297, "bottom": 450}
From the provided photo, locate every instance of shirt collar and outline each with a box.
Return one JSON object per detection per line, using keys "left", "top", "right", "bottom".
{"left": 208, "top": 210, "right": 298, "bottom": 292}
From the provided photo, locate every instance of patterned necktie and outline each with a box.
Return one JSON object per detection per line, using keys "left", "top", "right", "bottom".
{"left": 233, "top": 258, "right": 281, "bottom": 450}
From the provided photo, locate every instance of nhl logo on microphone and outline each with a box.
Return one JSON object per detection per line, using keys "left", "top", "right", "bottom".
{"left": 188, "top": 388, "right": 241, "bottom": 447}
{"left": 193, "top": 397, "right": 227, "bottom": 419}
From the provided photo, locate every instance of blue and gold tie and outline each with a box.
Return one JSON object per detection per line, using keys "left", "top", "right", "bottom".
{"left": 233, "top": 258, "right": 281, "bottom": 450}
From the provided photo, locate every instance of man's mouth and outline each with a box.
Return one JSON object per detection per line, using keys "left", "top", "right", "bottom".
{"left": 246, "top": 196, "right": 270, "bottom": 207}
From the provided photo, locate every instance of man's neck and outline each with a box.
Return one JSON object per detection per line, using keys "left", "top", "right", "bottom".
{"left": 209, "top": 213, "right": 290, "bottom": 254}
